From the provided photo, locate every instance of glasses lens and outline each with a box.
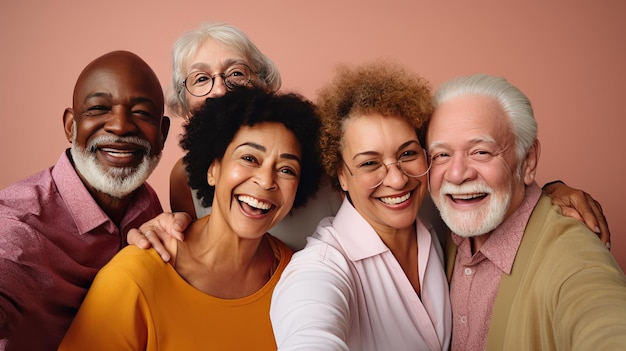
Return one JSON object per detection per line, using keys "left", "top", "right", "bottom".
{"left": 184, "top": 72, "right": 213, "bottom": 97}
{"left": 400, "top": 151, "right": 430, "bottom": 177}
{"left": 224, "top": 64, "right": 252, "bottom": 90}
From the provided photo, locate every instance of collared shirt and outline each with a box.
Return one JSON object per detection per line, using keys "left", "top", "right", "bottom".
{"left": 450, "top": 183, "right": 541, "bottom": 351}
{"left": 0, "top": 149, "right": 162, "bottom": 351}
{"left": 271, "top": 198, "right": 451, "bottom": 351}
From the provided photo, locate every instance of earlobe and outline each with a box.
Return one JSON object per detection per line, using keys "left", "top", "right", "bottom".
{"left": 207, "top": 160, "right": 219, "bottom": 186}
{"left": 523, "top": 140, "right": 541, "bottom": 185}
{"left": 337, "top": 167, "right": 349, "bottom": 192}
{"left": 63, "top": 108, "right": 75, "bottom": 143}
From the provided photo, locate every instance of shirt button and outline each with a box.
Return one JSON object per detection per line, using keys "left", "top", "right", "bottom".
{"left": 460, "top": 316, "right": 468, "bottom": 324}
{"left": 464, "top": 267, "right": 472, "bottom": 275}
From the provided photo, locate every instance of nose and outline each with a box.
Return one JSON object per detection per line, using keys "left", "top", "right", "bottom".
{"left": 104, "top": 107, "right": 138, "bottom": 136}
{"left": 445, "top": 154, "right": 477, "bottom": 184}
{"left": 380, "top": 161, "right": 408, "bottom": 188}
{"left": 207, "top": 75, "right": 228, "bottom": 98}
{"left": 255, "top": 165, "right": 277, "bottom": 190}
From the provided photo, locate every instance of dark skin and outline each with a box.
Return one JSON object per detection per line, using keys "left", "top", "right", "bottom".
{"left": 63, "top": 50, "right": 170, "bottom": 225}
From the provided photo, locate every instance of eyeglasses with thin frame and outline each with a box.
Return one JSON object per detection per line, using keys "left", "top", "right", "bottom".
{"left": 183, "top": 63, "right": 254, "bottom": 97}
{"left": 343, "top": 148, "right": 431, "bottom": 189}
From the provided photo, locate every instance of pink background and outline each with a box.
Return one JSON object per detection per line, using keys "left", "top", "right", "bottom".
{"left": 1, "top": 1, "right": 624, "bottom": 270}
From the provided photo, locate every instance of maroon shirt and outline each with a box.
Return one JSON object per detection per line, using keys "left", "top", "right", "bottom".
{"left": 0, "top": 150, "right": 163, "bottom": 350}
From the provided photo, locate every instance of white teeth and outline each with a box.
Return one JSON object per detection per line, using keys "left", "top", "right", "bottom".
{"left": 451, "top": 193, "right": 485, "bottom": 200}
{"left": 101, "top": 148, "right": 135, "bottom": 157}
{"left": 238, "top": 195, "right": 271, "bottom": 210}
{"left": 380, "top": 192, "right": 411, "bottom": 205}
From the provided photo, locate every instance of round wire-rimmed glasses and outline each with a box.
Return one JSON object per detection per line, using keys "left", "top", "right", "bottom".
{"left": 183, "top": 63, "right": 253, "bottom": 97}
{"left": 343, "top": 148, "right": 431, "bottom": 189}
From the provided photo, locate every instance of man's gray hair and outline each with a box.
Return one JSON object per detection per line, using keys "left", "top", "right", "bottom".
{"left": 434, "top": 74, "right": 537, "bottom": 161}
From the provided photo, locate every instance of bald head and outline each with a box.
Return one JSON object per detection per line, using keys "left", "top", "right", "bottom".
{"left": 73, "top": 50, "right": 164, "bottom": 114}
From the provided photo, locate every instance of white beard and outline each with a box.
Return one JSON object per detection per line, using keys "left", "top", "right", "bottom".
{"left": 433, "top": 180, "right": 511, "bottom": 237}
{"left": 70, "top": 127, "right": 161, "bottom": 199}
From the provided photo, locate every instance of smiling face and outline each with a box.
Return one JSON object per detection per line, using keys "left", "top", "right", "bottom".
{"left": 184, "top": 37, "right": 256, "bottom": 114}
{"left": 207, "top": 122, "right": 302, "bottom": 239}
{"left": 427, "top": 94, "right": 537, "bottom": 237}
{"left": 338, "top": 113, "right": 429, "bottom": 234}
{"left": 64, "top": 51, "right": 169, "bottom": 199}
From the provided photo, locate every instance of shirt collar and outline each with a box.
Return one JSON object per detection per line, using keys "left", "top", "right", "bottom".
{"left": 331, "top": 197, "right": 431, "bottom": 261}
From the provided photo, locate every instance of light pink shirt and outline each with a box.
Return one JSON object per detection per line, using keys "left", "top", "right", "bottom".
{"left": 450, "top": 183, "right": 541, "bottom": 351}
{"left": 271, "top": 198, "right": 451, "bottom": 351}
{"left": 0, "top": 150, "right": 163, "bottom": 350}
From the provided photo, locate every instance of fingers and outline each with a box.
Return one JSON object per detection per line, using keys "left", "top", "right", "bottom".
{"left": 144, "top": 230, "right": 171, "bottom": 262}
{"left": 561, "top": 208, "right": 584, "bottom": 222}
{"left": 171, "top": 212, "right": 192, "bottom": 240}
{"left": 591, "top": 199, "right": 611, "bottom": 249}
{"left": 576, "top": 192, "right": 611, "bottom": 248}
{"left": 127, "top": 228, "right": 151, "bottom": 249}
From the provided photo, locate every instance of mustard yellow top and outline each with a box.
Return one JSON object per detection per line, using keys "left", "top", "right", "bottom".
{"left": 59, "top": 234, "right": 293, "bottom": 351}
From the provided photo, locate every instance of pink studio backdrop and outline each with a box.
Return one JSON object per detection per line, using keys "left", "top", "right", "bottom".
{"left": 1, "top": 1, "right": 624, "bottom": 270}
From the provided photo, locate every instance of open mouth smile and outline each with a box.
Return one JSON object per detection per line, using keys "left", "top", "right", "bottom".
{"left": 237, "top": 195, "right": 274, "bottom": 215}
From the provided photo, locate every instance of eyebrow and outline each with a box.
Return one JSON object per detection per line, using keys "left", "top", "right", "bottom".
{"left": 83, "top": 92, "right": 112, "bottom": 102}
{"left": 237, "top": 142, "right": 302, "bottom": 163}
{"left": 84, "top": 93, "right": 158, "bottom": 109}
{"left": 188, "top": 59, "right": 248, "bottom": 72}
{"left": 428, "top": 137, "right": 496, "bottom": 150}
{"left": 351, "top": 139, "right": 420, "bottom": 160}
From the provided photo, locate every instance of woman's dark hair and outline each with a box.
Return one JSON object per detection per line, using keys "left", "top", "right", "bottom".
{"left": 181, "top": 86, "right": 322, "bottom": 209}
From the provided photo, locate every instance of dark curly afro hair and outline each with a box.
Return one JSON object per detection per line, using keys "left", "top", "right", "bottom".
{"left": 181, "top": 86, "right": 323, "bottom": 209}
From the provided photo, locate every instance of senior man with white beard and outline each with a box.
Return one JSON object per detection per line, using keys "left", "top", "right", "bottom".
{"left": 0, "top": 50, "right": 169, "bottom": 351}
{"left": 427, "top": 74, "right": 626, "bottom": 351}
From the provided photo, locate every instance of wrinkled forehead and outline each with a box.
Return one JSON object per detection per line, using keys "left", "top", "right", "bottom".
{"left": 427, "top": 95, "right": 509, "bottom": 147}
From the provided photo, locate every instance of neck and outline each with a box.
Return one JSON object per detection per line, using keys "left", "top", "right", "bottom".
{"left": 90, "top": 188, "right": 133, "bottom": 226}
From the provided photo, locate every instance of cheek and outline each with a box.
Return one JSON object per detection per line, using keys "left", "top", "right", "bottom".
{"left": 279, "top": 179, "right": 300, "bottom": 203}
{"left": 427, "top": 167, "right": 445, "bottom": 192}
{"left": 480, "top": 163, "right": 515, "bottom": 191}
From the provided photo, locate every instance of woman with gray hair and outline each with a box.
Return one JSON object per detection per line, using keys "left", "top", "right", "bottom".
{"left": 165, "top": 22, "right": 341, "bottom": 250}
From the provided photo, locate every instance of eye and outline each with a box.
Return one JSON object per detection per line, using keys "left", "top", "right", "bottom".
{"left": 430, "top": 152, "right": 450, "bottom": 164}
{"left": 226, "top": 68, "right": 245, "bottom": 77}
{"left": 356, "top": 159, "right": 382, "bottom": 172}
{"left": 84, "top": 105, "right": 110, "bottom": 116}
{"left": 277, "top": 166, "right": 299, "bottom": 179}
{"left": 242, "top": 154, "right": 259, "bottom": 164}
{"left": 189, "top": 72, "right": 211, "bottom": 86}
{"left": 469, "top": 150, "right": 494, "bottom": 162}
{"left": 399, "top": 149, "right": 419, "bottom": 161}
{"left": 224, "top": 65, "right": 251, "bottom": 86}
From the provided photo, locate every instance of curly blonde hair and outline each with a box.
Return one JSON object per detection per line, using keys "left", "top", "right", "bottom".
{"left": 316, "top": 61, "right": 433, "bottom": 191}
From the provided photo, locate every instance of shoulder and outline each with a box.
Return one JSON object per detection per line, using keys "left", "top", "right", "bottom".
{"left": 284, "top": 221, "right": 353, "bottom": 278}
{"left": 98, "top": 246, "right": 169, "bottom": 284}
{"left": 0, "top": 168, "right": 55, "bottom": 214}
{"left": 520, "top": 197, "right": 623, "bottom": 281}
